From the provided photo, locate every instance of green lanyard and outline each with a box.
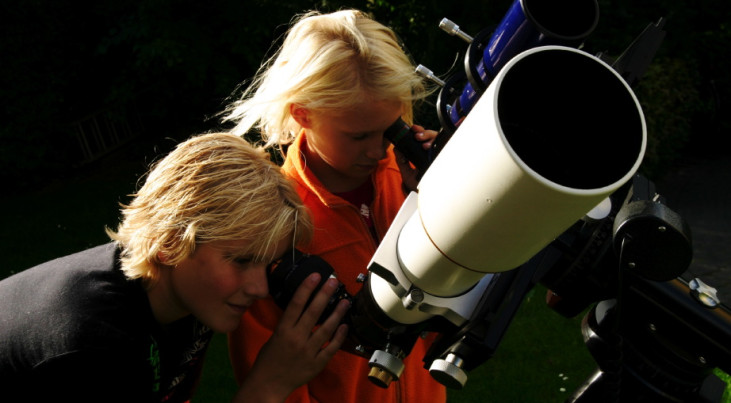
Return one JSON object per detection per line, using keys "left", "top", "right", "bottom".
{"left": 148, "top": 336, "right": 161, "bottom": 393}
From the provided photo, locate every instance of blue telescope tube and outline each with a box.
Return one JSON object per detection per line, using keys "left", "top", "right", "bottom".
{"left": 444, "top": 0, "right": 599, "bottom": 129}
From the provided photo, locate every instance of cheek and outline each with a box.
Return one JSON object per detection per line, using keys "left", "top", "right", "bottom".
{"left": 179, "top": 264, "right": 238, "bottom": 302}
{"left": 330, "top": 139, "right": 367, "bottom": 165}
{"left": 205, "top": 267, "right": 242, "bottom": 297}
{"left": 312, "top": 142, "right": 349, "bottom": 169}
{"left": 310, "top": 130, "right": 361, "bottom": 165}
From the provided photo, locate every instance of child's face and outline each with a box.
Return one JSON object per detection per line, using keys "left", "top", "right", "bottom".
{"left": 300, "top": 99, "right": 403, "bottom": 192}
{"left": 158, "top": 238, "right": 290, "bottom": 333}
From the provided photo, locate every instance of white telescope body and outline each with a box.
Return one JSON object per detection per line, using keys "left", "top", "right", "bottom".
{"left": 369, "top": 46, "right": 646, "bottom": 321}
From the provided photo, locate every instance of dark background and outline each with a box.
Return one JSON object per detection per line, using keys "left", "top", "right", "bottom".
{"left": 2, "top": 0, "right": 730, "bottom": 196}
{"left": 1, "top": 1, "right": 729, "bottom": 400}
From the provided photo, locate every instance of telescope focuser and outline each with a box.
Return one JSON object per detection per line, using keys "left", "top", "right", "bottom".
{"left": 439, "top": 18, "right": 474, "bottom": 43}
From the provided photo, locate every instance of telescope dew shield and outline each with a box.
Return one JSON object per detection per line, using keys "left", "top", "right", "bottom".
{"left": 398, "top": 46, "right": 646, "bottom": 297}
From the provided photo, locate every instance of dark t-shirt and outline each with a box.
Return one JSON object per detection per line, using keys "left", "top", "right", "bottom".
{"left": 0, "top": 243, "right": 213, "bottom": 402}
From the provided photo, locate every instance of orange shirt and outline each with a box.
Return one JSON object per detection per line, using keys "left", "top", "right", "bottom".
{"left": 227, "top": 132, "right": 447, "bottom": 402}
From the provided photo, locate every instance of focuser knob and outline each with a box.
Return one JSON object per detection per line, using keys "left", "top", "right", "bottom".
{"left": 415, "top": 65, "right": 445, "bottom": 87}
{"left": 429, "top": 353, "right": 468, "bottom": 389}
{"left": 439, "top": 18, "right": 474, "bottom": 42}
{"left": 367, "top": 349, "right": 405, "bottom": 388}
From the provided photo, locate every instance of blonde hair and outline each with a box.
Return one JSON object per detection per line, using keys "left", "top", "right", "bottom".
{"left": 107, "top": 132, "right": 312, "bottom": 284}
{"left": 222, "top": 9, "right": 428, "bottom": 148}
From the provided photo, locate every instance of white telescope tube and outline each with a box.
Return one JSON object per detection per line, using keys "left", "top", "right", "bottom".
{"left": 396, "top": 45, "right": 646, "bottom": 297}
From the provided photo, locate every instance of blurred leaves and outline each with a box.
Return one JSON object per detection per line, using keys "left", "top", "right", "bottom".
{"left": 636, "top": 57, "right": 702, "bottom": 179}
{"left": 2, "top": 0, "right": 730, "bottom": 193}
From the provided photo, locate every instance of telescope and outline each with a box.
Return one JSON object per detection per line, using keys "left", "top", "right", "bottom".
{"left": 268, "top": 1, "right": 731, "bottom": 401}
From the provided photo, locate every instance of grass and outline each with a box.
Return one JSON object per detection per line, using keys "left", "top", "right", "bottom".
{"left": 1, "top": 143, "right": 729, "bottom": 402}
{"left": 195, "top": 288, "right": 598, "bottom": 402}
{"left": 192, "top": 288, "right": 599, "bottom": 402}
{"left": 446, "top": 288, "right": 595, "bottom": 402}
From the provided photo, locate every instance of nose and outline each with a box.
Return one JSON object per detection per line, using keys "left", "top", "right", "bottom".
{"left": 241, "top": 263, "right": 269, "bottom": 299}
{"left": 365, "top": 135, "right": 389, "bottom": 160}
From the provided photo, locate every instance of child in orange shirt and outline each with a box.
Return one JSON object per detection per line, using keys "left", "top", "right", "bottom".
{"left": 222, "top": 9, "right": 445, "bottom": 403}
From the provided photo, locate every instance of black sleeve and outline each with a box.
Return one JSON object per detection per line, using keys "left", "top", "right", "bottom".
{"left": 19, "top": 349, "right": 157, "bottom": 403}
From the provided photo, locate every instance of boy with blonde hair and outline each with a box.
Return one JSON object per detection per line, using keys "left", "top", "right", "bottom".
{"left": 0, "top": 132, "right": 349, "bottom": 402}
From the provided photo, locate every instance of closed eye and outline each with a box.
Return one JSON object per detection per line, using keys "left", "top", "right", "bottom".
{"left": 228, "top": 254, "right": 255, "bottom": 267}
{"left": 349, "top": 130, "right": 380, "bottom": 141}
{"left": 232, "top": 254, "right": 273, "bottom": 269}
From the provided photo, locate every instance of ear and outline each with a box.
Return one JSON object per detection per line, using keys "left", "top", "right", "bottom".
{"left": 290, "top": 103, "right": 313, "bottom": 129}
{"left": 157, "top": 251, "right": 171, "bottom": 265}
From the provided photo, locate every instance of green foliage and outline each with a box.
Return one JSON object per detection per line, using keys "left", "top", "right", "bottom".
{"left": 2, "top": 2, "right": 730, "bottom": 401}
{"left": 446, "top": 287, "right": 596, "bottom": 402}
{"left": 194, "top": 287, "right": 598, "bottom": 402}
{"left": 635, "top": 57, "right": 701, "bottom": 179}
{"left": 3, "top": 0, "right": 729, "bottom": 194}
{"left": 718, "top": 369, "right": 731, "bottom": 402}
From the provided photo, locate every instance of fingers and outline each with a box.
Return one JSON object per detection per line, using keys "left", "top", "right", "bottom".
{"left": 317, "top": 322, "right": 349, "bottom": 359}
{"left": 295, "top": 276, "right": 342, "bottom": 331}
{"left": 309, "top": 298, "right": 350, "bottom": 353}
{"left": 277, "top": 274, "right": 350, "bottom": 365}
{"left": 395, "top": 124, "right": 436, "bottom": 193}
{"left": 394, "top": 149, "right": 419, "bottom": 192}
{"left": 278, "top": 272, "right": 322, "bottom": 326}
{"left": 247, "top": 275, "right": 349, "bottom": 397}
{"left": 280, "top": 272, "right": 348, "bottom": 333}
{"left": 411, "top": 125, "right": 438, "bottom": 149}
